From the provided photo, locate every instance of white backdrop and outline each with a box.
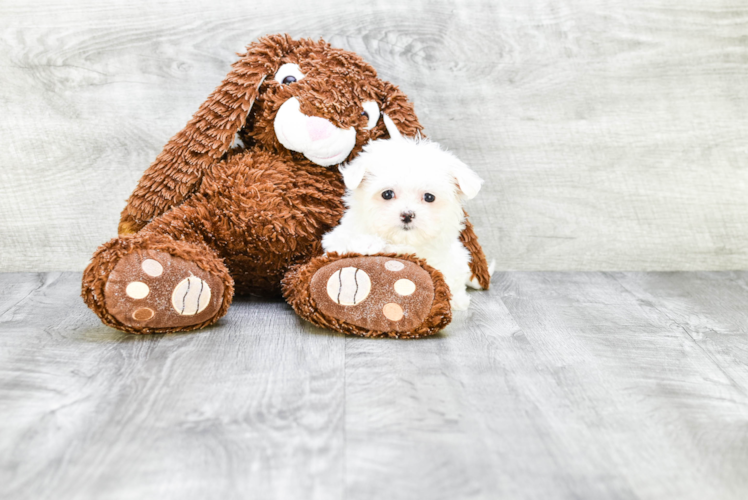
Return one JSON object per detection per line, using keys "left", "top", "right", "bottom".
{"left": 1, "top": 0, "right": 747, "bottom": 272}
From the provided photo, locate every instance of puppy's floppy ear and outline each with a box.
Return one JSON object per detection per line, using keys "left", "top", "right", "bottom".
{"left": 119, "top": 34, "right": 296, "bottom": 233}
{"left": 450, "top": 158, "right": 483, "bottom": 200}
{"left": 339, "top": 160, "right": 367, "bottom": 190}
{"left": 375, "top": 80, "right": 424, "bottom": 140}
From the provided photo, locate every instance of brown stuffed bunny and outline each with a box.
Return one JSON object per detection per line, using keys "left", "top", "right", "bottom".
{"left": 81, "top": 34, "right": 490, "bottom": 338}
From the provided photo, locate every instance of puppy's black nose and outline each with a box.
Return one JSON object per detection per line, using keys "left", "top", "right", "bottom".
{"left": 400, "top": 211, "right": 416, "bottom": 223}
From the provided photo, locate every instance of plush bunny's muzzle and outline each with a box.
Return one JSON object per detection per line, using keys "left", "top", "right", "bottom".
{"left": 274, "top": 97, "right": 357, "bottom": 167}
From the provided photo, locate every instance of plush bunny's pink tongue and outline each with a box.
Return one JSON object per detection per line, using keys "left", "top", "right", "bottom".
{"left": 306, "top": 116, "right": 335, "bottom": 142}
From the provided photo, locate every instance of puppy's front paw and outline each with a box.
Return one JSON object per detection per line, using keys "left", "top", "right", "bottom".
{"left": 383, "top": 244, "right": 418, "bottom": 256}
{"left": 359, "top": 236, "right": 387, "bottom": 255}
{"left": 450, "top": 291, "right": 471, "bottom": 311}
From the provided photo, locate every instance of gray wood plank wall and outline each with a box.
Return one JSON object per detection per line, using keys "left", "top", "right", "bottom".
{"left": 1, "top": 0, "right": 747, "bottom": 272}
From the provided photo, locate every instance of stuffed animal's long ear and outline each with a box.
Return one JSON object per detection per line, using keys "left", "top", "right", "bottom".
{"left": 376, "top": 81, "right": 424, "bottom": 140}
{"left": 451, "top": 158, "right": 483, "bottom": 200}
{"left": 339, "top": 161, "right": 367, "bottom": 190}
{"left": 119, "top": 34, "right": 295, "bottom": 234}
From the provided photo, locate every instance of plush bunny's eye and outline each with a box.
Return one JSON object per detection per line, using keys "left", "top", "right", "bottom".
{"left": 362, "top": 101, "right": 381, "bottom": 130}
{"left": 274, "top": 63, "right": 304, "bottom": 85}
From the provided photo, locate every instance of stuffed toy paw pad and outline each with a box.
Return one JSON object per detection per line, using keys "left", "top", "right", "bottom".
{"left": 283, "top": 253, "right": 453, "bottom": 338}
{"left": 104, "top": 250, "right": 225, "bottom": 330}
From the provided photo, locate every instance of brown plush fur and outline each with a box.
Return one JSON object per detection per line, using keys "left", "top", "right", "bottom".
{"left": 461, "top": 216, "right": 492, "bottom": 289}
{"left": 82, "top": 34, "right": 489, "bottom": 335}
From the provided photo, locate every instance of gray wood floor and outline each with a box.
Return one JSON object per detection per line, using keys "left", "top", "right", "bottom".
{"left": 1, "top": 272, "right": 747, "bottom": 499}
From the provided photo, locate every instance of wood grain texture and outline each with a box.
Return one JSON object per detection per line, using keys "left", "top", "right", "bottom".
{"left": 0, "top": 273, "right": 346, "bottom": 500}
{"left": 1, "top": 0, "right": 747, "bottom": 272}
{"left": 1, "top": 271, "right": 747, "bottom": 499}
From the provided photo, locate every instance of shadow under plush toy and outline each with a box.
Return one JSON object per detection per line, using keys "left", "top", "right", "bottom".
{"left": 82, "top": 34, "right": 491, "bottom": 338}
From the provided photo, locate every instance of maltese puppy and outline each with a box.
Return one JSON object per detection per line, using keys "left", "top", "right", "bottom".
{"left": 322, "top": 116, "right": 488, "bottom": 310}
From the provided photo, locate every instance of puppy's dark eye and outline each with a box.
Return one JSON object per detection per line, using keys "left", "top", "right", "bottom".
{"left": 282, "top": 75, "right": 297, "bottom": 84}
{"left": 382, "top": 190, "right": 394, "bottom": 200}
{"left": 424, "top": 193, "right": 436, "bottom": 203}
{"left": 362, "top": 111, "right": 369, "bottom": 118}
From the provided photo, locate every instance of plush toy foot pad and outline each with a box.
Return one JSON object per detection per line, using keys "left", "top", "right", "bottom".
{"left": 104, "top": 250, "right": 225, "bottom": 330}
{"left": 309, "top": 256, "right": 437, "bottom": 334}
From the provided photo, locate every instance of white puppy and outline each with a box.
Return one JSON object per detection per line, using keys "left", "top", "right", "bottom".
{"left": 322, "top": 116, "right": 487, "bottom": 310}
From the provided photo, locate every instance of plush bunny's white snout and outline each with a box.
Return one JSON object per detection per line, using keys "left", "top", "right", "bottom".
{"left": 274, "top": 97, "right": 357, "bottom": 167}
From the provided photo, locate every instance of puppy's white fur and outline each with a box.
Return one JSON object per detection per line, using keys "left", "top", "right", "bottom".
{"left": 322, "top": 135, "right": 484, "bottom": 310}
